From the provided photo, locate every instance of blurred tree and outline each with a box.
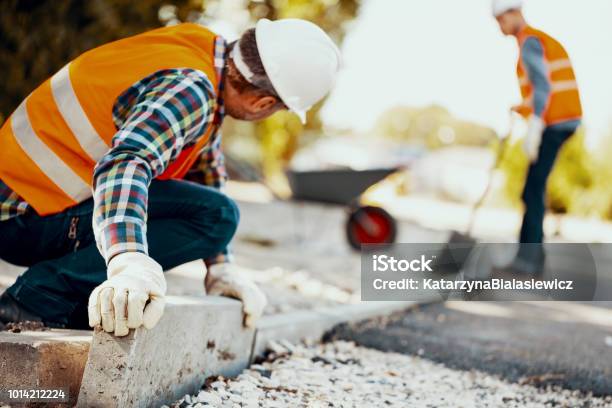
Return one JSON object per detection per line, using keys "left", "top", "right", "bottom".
{"left": 0, "top": 0, "right": 204, "bottom": 122}
{"left": 499, "top": 127, "right": 612, "bottom": 221}
{"left": 547, "top": 130, "right": 595, "bottom": 215}
{"left": 373, "top": 105, "right": 497, "bottom": 148}
{"left": 497, "top": 136, "right": 528, "bottom": 209}
{"left": 569, "top": 128, "right": 612, "bottom": 220}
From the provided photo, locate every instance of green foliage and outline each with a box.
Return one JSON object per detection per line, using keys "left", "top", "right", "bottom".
{"left": 372, "top": 105, "right": 497, "bottom": 148}
{"left": 247, "top": 0, "right": 359, "bottom": 41}
{"left": 499, "top": 128, "right": 612, "bottom": 220}
{"left": 497, "top": 136, "right": 528, "bottom": 209}
{"left": 0, "top": 0, "right": 203, "bottom": 122}
{"left": 254, "top": 111, "right": 303, "bottom": 196}
{"left": 547, "top": 130, "right": 595, "bottom": 215}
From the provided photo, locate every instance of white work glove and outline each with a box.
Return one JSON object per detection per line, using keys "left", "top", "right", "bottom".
{"left": 206, "top": 263, "right": 267, "bottom": 328}
{"left": 523, "top": 115, "right": 545, "bottom": 163}
{"left": 88, "top": 252, "right": 167, "bottom": 337}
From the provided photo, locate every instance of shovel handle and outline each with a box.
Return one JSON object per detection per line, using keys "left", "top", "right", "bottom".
{"left": 465, "top": 113, "right": 516, "bottom": 235}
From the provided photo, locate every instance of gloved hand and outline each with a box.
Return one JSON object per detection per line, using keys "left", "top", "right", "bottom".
{"left": 523, "top": 115, "right": 545, "bottom": 163}
{"left": 206, "top": 263, "right": 267, "bottom": 328}
{"left": 88, "top": 252, "right": 167, "bottom": 336}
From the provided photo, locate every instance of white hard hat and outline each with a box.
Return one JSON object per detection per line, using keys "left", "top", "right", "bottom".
{"left": 491, "top": 0, "right": 523, "bottom": 17}
{"left": 254, "top": 18, "right": 341, "bottom": 124}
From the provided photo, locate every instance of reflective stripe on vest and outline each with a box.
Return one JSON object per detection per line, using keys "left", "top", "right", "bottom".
{"left": 551, "top": 80, "right": 578, "bottom": 93}
{"left": 548, "top": 59, "right": 572, "bottom": 72}
{"left": 11, "top": 100, "right": 92, "bottom": 202}
{"left": 518, "top": 58, "right": 579, "bottom": 94}
{"left": 51, "top": 64, "right": 110, "bottom": 161}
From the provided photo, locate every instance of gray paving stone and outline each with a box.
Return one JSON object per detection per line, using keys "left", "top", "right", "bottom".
{"left": 77, "top": 296, "right": 255, "bottom": 408}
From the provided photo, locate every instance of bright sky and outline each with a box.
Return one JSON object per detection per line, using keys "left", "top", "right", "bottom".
{"left": 321, "top": 0, "right": 612, "bottom": 143}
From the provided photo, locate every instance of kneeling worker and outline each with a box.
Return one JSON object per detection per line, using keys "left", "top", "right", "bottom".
{"left": 0, "top": 19, "right": 341, "bottom": 335}
{"left": 492, "top": 0, "right": 582, "bottom": 274}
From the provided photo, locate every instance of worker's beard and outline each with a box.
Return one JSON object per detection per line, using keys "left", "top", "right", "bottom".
{"left": 224, "top": 96, "right": 281, "bottom": 122}
{"left": 224, "top": 102, "right": 260, "bottom": 121}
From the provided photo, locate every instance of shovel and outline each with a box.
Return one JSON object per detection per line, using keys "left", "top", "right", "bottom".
{"left": 433, "top": 114, "right": 515, "bottom": 275}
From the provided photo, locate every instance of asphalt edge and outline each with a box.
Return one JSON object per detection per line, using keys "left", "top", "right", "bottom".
{"left": 251, "top": 301, "right": 421, "bottom": 361}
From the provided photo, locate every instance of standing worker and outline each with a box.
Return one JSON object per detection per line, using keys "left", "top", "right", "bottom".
{"left": 492, "top": 0, "right": 582, "bottom": 274}
{"left": 0, "top": 19, "right": 341, "bottom": 335}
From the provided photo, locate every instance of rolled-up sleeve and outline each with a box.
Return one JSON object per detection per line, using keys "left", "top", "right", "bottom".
{"left": 521, "top": 37, "right": 551, "bottom": 118}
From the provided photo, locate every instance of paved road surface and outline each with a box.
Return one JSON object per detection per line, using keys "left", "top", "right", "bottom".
{"left": 326, "top": 301, "right": 612, "bottom": 395}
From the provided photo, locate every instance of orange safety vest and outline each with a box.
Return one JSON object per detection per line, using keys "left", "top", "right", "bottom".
{"left": 0, "top": 23, "right": 223, "bottom": 216}
{"left": 516, "top": 25, "right": 582, "bottom": 126}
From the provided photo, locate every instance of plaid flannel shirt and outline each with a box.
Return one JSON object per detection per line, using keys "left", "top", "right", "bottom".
{"left": 0, "top": 36, "right": 230, "bottom": 266}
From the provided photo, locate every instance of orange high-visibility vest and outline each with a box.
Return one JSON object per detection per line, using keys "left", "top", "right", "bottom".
{"left": 516, "top": 25, "right": 582, "bottom": 125}
{"left": 0, "top": 23, "right": 222, "bottom": 216}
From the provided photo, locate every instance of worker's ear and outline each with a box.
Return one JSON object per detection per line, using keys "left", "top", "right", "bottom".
{"left": 252, "top": 95, "right": 279, "bottom": 113}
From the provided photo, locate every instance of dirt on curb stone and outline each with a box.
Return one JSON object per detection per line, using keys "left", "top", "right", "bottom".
{"left": 1, "top": 320, "right": 48, "bottom": 333}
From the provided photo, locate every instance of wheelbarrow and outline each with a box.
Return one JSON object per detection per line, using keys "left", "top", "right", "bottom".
{"left": 286, "top": 167, "right": 401, "bottom": 250}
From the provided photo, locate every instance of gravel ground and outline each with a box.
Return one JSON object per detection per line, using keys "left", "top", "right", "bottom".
{"left": 167, "top": 341, "right": 610, "bottom": 408}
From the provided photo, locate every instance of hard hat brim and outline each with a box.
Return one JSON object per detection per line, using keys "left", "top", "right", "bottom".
{"left": 295, "top": 109, "right": 306, "bottom": 124}
{"left": 256, "top": 18, "right": 309, "bottom": 124}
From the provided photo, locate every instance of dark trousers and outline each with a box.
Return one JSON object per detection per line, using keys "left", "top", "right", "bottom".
{"left": 518, "top": 127, "right": 574, "bottom": 255}
{"left": 0, "top": 180, "right": 239, "bottom": 328}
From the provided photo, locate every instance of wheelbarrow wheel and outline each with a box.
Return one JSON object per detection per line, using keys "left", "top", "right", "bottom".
{"left": 346, "top": 206, "right": 397, "bottom": 251}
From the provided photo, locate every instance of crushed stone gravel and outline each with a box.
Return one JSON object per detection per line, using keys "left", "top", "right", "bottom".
{"left": 167, "top": 340, "right": 611, "bottom": 408}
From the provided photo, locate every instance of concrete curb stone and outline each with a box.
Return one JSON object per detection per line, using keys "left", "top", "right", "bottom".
{"left": 0, "top": 329, "right": 91, "bottom": 407}
{"left": 77, "top": 296, "right": 254, "bottom": 408}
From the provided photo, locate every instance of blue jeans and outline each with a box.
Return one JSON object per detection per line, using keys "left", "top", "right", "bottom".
{"left": 517, "top": 126, "right": 575, "bottom": 260}
{"left": 0, "top": 180, "right": 239, "bottom": 328}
